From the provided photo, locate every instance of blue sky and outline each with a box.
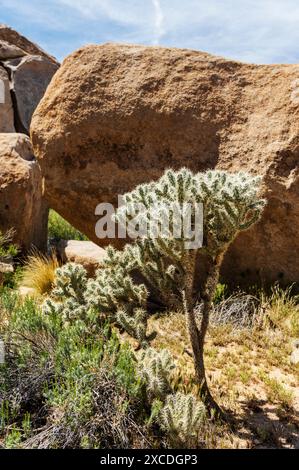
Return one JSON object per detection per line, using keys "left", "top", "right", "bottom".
{"left": 1, "top": 0, "right": 299, "bottom": 64}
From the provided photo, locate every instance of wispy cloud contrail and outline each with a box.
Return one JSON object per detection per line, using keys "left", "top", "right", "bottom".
{"left": 152, "top": 0, "right": 165, "bottom": 45}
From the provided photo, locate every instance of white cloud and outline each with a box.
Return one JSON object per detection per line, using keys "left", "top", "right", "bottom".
{"left": 152, "top": 0, "right": 165, "bottom": 44}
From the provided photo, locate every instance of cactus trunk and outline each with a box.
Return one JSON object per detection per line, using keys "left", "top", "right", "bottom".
{"left": 183, "top": 251, "right": 223, "bottom": 417}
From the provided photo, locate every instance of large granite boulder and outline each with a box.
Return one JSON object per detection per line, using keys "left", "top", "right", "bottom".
{"left": 0, "top": 133, "right": 48, "bottom": 252}
{"left": 30, "top": 43, "right": 299, "bottom": 287}
{"left": 0, "top": 24, "right": 59, "bottom": 134}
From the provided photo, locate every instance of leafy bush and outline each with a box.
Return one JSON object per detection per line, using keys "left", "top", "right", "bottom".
{"left": 0, "top": 288, "right": 149, "bottom": 449}
{"left": 0, "top": 229, "right": 18, "bottom": 260}
{"left": 48, "top": 210, "right": 88, "bottom": 241}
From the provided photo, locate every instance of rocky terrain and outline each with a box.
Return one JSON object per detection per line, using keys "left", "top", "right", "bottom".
{"left": 0, "top": 25, "right": 59, "bottom": 252}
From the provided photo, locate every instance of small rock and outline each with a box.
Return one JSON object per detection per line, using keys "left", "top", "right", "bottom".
{"left": 0, "top": 39, "right": 27, "bottom": 60}
{"left": 56, "top": 239, "right": 107, "bottom": 277}
{"left": 18, "top": 286, "right": 36, "bottom": 298}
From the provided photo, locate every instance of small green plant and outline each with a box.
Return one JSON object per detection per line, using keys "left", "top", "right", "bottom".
{"left": 4, "top": 427, "right": 22, "bottom": 449}
{"left": 0, "top": 229, "right": 18, "bottom": 260}
{"left": 213, "top": 284, "right": 228, "bottom": 304}
{"left": 48, "top": 210, "right": 88, "bottom": 241}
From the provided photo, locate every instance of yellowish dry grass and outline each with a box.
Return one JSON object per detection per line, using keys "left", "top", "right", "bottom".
{"left": 19, "top": 252, "right": 59, "bottom": 296}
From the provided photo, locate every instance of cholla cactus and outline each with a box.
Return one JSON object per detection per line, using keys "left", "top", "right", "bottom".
{"left": 43, "top": 263, "right": 88, "bottom": 325}
{"left": 43, "top": 297, "right": 87, "bottom": 325}
{"left": 52, "top": 263, "right": 88, "bottom": 303}
{"left": 43, "top": 169, "right": 264, "bottom": 417}
{"left": 116, "top": 307, "right": 148, "bottom": 346}
{"left": 159, "top": 392, "right": 205, "bottom": 448}
{"left": 137, "top": 348, "right": 175, "bottom": 400}
{"left": 85, "top": 246, "right": 149, "bottom": 345}
{"left": 85, "top": 246, "right": 148, "bottom": 314}
{"left": 114, "top": 168, "right": 265, "bottom": 416}
{"left": 115, "top": 169, "right": 264, "bottom": 304}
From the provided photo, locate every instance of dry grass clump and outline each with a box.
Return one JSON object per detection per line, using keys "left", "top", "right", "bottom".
{"left": 19, "top": 252, "right": 59, "bottom": 296}
{"left": 210, "top": 293, "right": 261, "bottom": 329}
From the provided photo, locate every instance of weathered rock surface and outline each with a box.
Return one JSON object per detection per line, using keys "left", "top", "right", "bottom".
{"left": 56, "top": 240, "right": 107, "bottom": 276}
{"left": 0, "top": 65, "right": 15, "bottom": 132}
{"left": 0, "top": 133, "right": 48, "bottom": 251}
{"left": 0, "top": 40, "right": 27, "bottom": 60}
{"left": 31, "top": 43, "right": 299, "bottom": 286}
{"left": 4, "top": 55, "right": 59, "bottom": 133}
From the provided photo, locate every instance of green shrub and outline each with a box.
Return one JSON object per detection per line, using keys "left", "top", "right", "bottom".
{"left": 0, "top": 288, "right": 149, "bottom": 449}
{"left": 0, "top": 229, "right": 18, "bottom": 260}
{"left": 48, "top": 210, "right": 88, "bottom": 241}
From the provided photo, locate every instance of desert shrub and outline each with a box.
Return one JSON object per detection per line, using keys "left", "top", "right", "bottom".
{"left": 211, "top": 293, "right": 261, "bottom": 329}
{"left": 263, "top": 285, "right": 299, "bottom": 337}
{"left": 0, "top": 288, "right": 150, "bottom": 449}
{"left": 20, "top": 252, "right": 59, "bottom": 296}
{"left": 48, "top": 210, "right": 88, "bottom": 241}
{"left": 0, "top": 229, "right": 18, "bottom": 260}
